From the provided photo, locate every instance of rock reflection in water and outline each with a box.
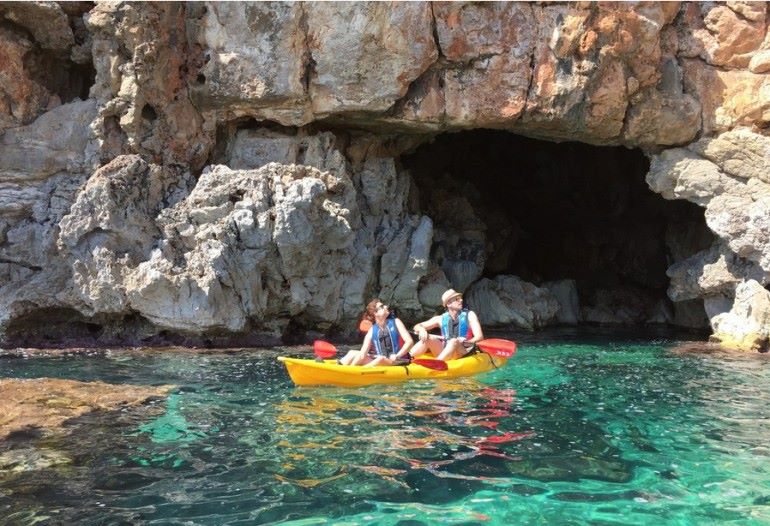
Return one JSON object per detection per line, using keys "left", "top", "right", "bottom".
{"left": 272, "top": 380, "right": 534, "bottom": 503}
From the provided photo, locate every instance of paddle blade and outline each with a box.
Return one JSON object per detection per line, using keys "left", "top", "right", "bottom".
{"left": 313, "top": 340, "right": 338, "bottom": 359}
{"left": 477, "top": 338, "right": 517, "bottom": 358}
{"left": 412, "top": 358, "right": 448, "bottom": 371}
{"left": 358, "top": 319, "right": 373, "bottom": 333}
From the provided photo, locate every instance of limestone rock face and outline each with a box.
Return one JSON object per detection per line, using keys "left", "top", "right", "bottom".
{"left": 466, "top": 275, "right": 559, "bottom": 330}
{"left": 648, "top": 128, "right": 770, "bottom": 349}
{"left": 58, "top": 155, "right": 194, "bottom": 316}
{"left": 667, "top": 243, "right": 770, "bottom": 302}
{"left": 710, "top": 280, "right": 770, "bottom": 351}
{"left": 1, "top": 2, "right": 770, "bottom": 347}
{"left": 543, "top": 279, "right": 581, "bottom": 325}
{"left": 0, "top": 99, "right": 97, "bottom": 329}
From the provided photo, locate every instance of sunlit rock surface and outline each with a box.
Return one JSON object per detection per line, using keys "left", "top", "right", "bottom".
{"left": 0, "top": 2, "right": 769, "bottom": 347}
{"left": 648, "top": 129, "right": 770, "bottom": 349}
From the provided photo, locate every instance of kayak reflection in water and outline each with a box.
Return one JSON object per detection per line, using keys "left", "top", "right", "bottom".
{"left": 410, "top": 288, "right": 484, "bottom": 362}
{"left": 339, "top": 298, "right": 414, "bottom": 367}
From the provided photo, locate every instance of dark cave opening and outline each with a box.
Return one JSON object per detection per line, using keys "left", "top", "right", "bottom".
{"left": 401, "top": 130, "right": 713, "bottom": 327}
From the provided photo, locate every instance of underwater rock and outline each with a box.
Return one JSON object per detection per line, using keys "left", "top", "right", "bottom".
{"left": 0, "top": 378, "right": 172, "bottom": 440}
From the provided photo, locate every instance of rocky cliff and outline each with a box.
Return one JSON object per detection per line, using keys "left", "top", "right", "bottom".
{"left": 1, "top": 1, "right": 769, "bottom": 350}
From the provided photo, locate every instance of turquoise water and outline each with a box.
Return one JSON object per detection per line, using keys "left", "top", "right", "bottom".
{"left": 1, "top": 330, "right": 770, "bottom": 525}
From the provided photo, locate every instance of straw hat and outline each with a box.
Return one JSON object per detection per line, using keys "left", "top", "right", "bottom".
{"left": 441, "top": 289, "right": 462, "bottom": 307}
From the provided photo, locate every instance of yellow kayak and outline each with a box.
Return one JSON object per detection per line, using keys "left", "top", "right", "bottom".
{"left": 277, "top": 353, "right": 508, "bottom": 387}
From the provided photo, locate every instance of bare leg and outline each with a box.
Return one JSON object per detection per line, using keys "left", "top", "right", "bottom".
{"left": 339, "top": 350, "right": 359, "bottom": 365}
{"left": 436, "top": 338, "right": 465, "bottom": 361}
{"left": 351, "top": 352, "right": 373, "bottom": 366}
{"left": 410, "top": 338, "right": 443, "bottom": 359}
{"left": 365, "top": 356, "right": 392, "bottom": 367}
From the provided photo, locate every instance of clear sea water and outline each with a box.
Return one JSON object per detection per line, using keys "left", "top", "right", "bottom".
{"left": 1, "top": 328, "right": 769, "bottom": 525}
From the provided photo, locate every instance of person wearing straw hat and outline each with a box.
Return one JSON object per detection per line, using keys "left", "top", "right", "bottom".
{"left": 409, "top": 288, "right": 483, "bottom": 362}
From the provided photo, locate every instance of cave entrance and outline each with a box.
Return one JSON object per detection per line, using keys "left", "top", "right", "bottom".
{"left": 401, "top": 130, "right": 712, "bottom": 328}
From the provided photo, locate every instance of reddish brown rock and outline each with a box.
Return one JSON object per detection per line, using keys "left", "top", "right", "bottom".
{"left": 682, "top": 58, "right": 770, "bottom": 134}
{"left": 0, "top": 378, "right": 173, "bottom": 439}
{"left": 0, "top": 28, "right": 58, "bottom": 132}
{"left": 306, "top": 2, "right": 437, "bottom": 116}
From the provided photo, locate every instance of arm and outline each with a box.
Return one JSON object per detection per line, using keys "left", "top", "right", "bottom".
{"left": 467, "top": 310, "right": 483, "bottom": 343}
{"left": 393, "top": 318, "right": 414, "bottom": 358}
{"left": 413, "top": 315, "right": 441, "bottom": 342}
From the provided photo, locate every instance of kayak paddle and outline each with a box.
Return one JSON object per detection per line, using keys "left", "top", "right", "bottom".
{"left": 411, "top": 331, "right": 517, "bottom": 359}
{"left": 412, "top": 358, "right": 448, "bottom": 371}
{"left": 476, "top": 338, "right": 517, "bottom": 358}
{"left": 313, "top": 340, "right": 338, "bottom": 359}
{"left": 312, "top": 340, "right": 447, "bottom": 370}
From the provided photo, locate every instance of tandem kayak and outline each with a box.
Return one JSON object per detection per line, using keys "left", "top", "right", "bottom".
{"left": 278, "top": 352, "right": 509, "bottom": 387}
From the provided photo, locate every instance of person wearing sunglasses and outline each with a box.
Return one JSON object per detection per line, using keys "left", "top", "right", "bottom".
{"left": 338, "top": 298, "right": 414, "bottom": 366}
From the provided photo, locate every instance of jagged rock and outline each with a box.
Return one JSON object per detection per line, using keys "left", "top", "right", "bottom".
{"left": 649, "top": 129, "right": 770, "bottom": 346}
{"left": 647, "top": 132, "right": 770, "bottom": 272}
{"left": 542, "top": 279, "right": 581, "bottom": 325}
{"left": 680, "top": 2, "right": 766, "bottom": 69}
{"left": 58, "top": 155, "right": 194, "bottom": 315}
{"left": 682, "top": 59, "right": 770, "bottom": 133}
{"left": 126, "top": 162, "right": 360, "bottom": 332}
{"left": 706, "top": 192, "right": 770, "bottom": 272}
{"left": 379, "top": 216, "right": 432, "bottom": 312}
{"left": 710, "top": 280, "right": 770, "bottom": 351}
{"left": 749, "top": 50, "right": 770, "bottom": 74}
{"left": 229, "top": 130, "right": 347, "bottom": 174}
{"left": 667, "top": 243, "right": 770, "bottom": 301}
{"left": 0, "top": 100, "right": 97, "bottom": 328}
{"left": 1, "top": 2, "right": 770, "bottom": 349}
{"left": 86, "top": 2, "right": 210, "bottom": 168}
{"left": 189, "top": 2, "right": 307, "bottom": 119}
{"left": 306, "top": 3, "right": 437, "bottom": 116}
{"left": 466, "top": 275, "right": 559, "bottom": 330}
{"left": 433, "top": 2, "right": 535, "bottom": 127}
{"left": 0, "top": 2, "right": 74, "bottom": 51}
{"left": 622, "top": 88, "right": 701, "bottom": 147}
{"left": 0, "top": 27, "right": 59, "bottom": 132}
{"left": 689, "top": 129, "right": 770, "bottom": 185}
{"left": 647, "top": 148, "right": 745, "bottom": 207}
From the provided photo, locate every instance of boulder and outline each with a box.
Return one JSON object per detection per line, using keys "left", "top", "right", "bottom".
{"left": 582, "top": 286, "right": 666, "bottom": 325}
{"left": 542, "top": 279, "right": 581, "bottom": 324}
{"left": 710, "top": 280, "right": 770, "bottom": 351}
{"left": 666, "top": 242, "right": 770, "bottom": 302}
{"left": 466, "top": 275, "right": 559, "bottom": 330}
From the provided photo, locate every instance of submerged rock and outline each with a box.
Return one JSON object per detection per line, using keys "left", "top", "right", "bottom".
{"left": 0, "top": 378, "right": 173, "bottom": 440}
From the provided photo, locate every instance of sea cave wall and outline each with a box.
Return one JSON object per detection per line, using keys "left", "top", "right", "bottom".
{"left": 1, "top": 1, "right": 769, "bottom": 349}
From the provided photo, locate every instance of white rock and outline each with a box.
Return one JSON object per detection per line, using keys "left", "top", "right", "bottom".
{"left": 542, "top": 279, "right": 581, "bottom": 324}
{"left": 466, "top": 275, "right": 559, "bottom": 330}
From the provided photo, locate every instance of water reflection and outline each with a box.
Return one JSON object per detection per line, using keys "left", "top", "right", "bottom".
{"left": 272, "top": 381, "right": 533, "bottom": 494}
{"left": 1, "top": 334, "right": 770, "bottom": 524}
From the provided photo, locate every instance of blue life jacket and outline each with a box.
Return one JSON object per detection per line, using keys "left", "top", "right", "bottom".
{"left": 371, "top": 318, "right": 400, "bottom": 357}
{"left": 441, "top": 310, "right": 470, "bottom": 339}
